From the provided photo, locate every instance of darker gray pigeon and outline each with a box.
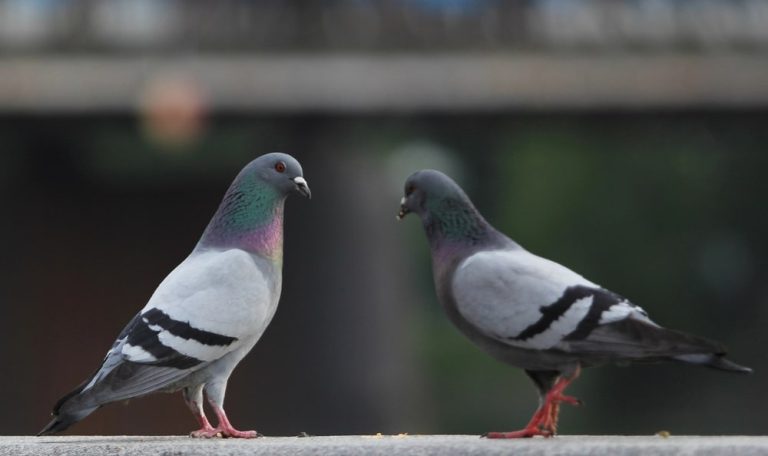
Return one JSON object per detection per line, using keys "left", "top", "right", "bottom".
{"left": 39, "top": 153, "right": 311, "bottom": 438}
{"left": 397, "top": 169, "right": 751, "bottom": 438}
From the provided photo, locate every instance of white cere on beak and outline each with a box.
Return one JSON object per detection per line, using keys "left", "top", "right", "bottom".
{"left": 397, "top": 196, "right": 408, "bottom": 221}
{"left": 293, "top": 176, "right": 308, "bottom": 186}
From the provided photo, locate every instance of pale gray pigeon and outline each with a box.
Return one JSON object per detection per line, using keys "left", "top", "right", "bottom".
{"left": 397, "top": 169, "right": 751, "bottom": 438}
{"left": 39, "top": 153, "right": 311, "bottom": 438}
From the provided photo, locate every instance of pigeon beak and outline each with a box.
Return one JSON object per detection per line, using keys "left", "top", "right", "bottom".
{"left": 396, "top": 196, "right": 410, "bottom": 221}
{"left": 293, "top": 176, "right": 311, "bottom": 199}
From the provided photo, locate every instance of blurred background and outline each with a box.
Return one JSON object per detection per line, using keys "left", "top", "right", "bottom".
{"left": 1, "top": 0, "right": 767, "bottom": 437}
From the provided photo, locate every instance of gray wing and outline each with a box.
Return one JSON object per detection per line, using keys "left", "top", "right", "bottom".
{"left": 561, "top": 314, "right": 725, "bottom": 360}
{"left": 64, "top": 248, "right": 275, "bottom": 410}
{"left": 451, "top": 248, "right": 605, "bottom": 351}
{"left": 41, "top": 249, "right": 276, "bottom": 435}
{"left": 39, "top": 311, "right": 212, "bottom": 435}
{"left": 54, "top": 311, "right": 216, "bottom": 415}
{"left": 451, "top": 249, "right": 724, "bottom": 361}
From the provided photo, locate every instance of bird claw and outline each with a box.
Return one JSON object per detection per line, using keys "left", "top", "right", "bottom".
{"left": 556, "top": 394, "right": 583, "bottom": 406}
{"left": 222, "top": 429, "right": 261, "bottom": 439}
{"left": 190, "top": 428, "right": 221, "bottom": 438}
{"left": 482, "top": 381, "right": 582, "bottom": 439}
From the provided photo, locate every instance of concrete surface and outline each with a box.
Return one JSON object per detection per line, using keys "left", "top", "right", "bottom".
{"left": 4, "top": 435, "right": 767, "bottom": 456}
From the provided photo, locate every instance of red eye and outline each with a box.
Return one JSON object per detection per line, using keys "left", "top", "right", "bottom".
{"left": 275, "top": 161, "right": 286, "bottom": 173}
{"left": 406, "top": 184, "right": 415, "bottom": 196}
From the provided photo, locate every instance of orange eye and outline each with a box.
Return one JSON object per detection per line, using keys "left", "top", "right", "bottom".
{"left": 405, "top": 184, "right": 415, "bottom": 196}
{"left": 275, "top": 161, "right": 286, "bottom": 173}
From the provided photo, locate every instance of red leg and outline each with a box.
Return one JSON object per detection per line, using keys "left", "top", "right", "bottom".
{"left": 485, "top": 402, "right": 555, "bottom": 438}
{"left": 186, "top": 387, "right": 260, "bottom": 439}
{"left": 184, "top": 387, "right": 219, "bottom": 438}
{"left": 536, "top": 368, "right": 583, "bottom": 434}
{"left": 485, "top": 366, "right": 582, "bottom": 439}
{"left": 189, "top": 413, "right": 219, "bottom": 438}
{"left": 209, "top": 403, "right": 260, "bottom": 439}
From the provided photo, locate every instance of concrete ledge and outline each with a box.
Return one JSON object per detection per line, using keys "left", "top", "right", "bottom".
{"left": 2, "top": 54, "right": 768, "bottom": 112}
{"left": 6, "top": 435, "right": 768, "bottom": 456}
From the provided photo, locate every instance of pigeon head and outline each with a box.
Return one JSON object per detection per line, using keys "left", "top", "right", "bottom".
{"left": 240, "top": 152, "right": 311, "bottom": 199}
{"left": 398, "top": 169, "right": 494, "bottom": 249}
{"left": 398, "top": 169, "right": 465, "bottom": 219}
{"left": 199, "top": 152, "right": 310, "bottom": 258}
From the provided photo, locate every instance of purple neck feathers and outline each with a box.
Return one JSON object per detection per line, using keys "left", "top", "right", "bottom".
{"left": 199, "top": 204, "right": 285, "bottom": 261}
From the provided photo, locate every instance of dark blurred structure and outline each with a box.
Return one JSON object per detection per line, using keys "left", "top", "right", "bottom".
{"left": 2, "top": 0, "right": 768, "bottom": 52}
{"left": 0, "top": 0, "right": 766, "bottom": 437}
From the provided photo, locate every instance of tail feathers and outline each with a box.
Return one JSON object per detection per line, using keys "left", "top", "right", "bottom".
{"left": 674, "top": 353, "right": 753, "bottom": 374}
{"left": 37, "top": 406, "right": 98, "bottom": 436}
{"left": 38, "top": 360, "right": 196, "bottom": 436}
{"left": 37, "top": 375, "right": 101, "bottom": 436}
{"left": 38, "top": 417, "right": 67, "bottom": 437}
{"left": 568, "top": 319, "right": 752, "bottom": 374}
{"left": 569, "top": 318, "right": 728, "bottom": 358}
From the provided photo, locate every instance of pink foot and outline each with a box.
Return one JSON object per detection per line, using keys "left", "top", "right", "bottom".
{"left": 190, "top": 426, "right": 222, "bottom": 438}
{"left": 485, "top": 366, "right": 584, "bottom": 439}
{"left": 219, "top": 427, "right": 260, "bottom": 439}
{"left": 548, "top": 392, "right": 582, "bottom": 406}
{"left": 190, "top": 426, "right": 261, "bottom": 439}
{"left": 483, "top": 402, "right": 555, "bottom": 439}
{"left": 206, "top": 403, "right": 261, "bottom": 439}
{"left": 189, "top": 414, "right": 220, "bottom": 438}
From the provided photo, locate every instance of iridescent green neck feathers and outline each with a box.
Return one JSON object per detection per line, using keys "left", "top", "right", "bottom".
{"left": 424, "top": 196, "right": 491, "bottom": 247}
{"left": 199, "top": 179, "right": 286, "bottom": 260}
